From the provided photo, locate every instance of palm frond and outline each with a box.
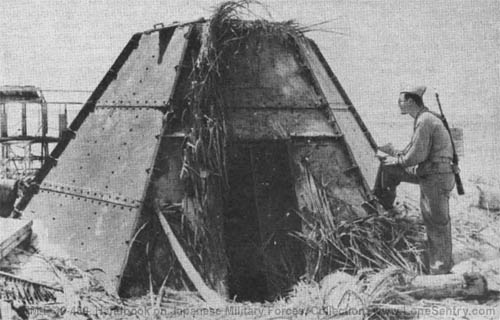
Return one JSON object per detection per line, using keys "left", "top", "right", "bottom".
{"left": 0, "top": 270, "right": 60, "bottom": 304}
{"left": 292, "top": 162, "right": 426, "bottom": 280}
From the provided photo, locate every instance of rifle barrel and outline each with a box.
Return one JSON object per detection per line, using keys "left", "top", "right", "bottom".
{"left": 434, "top": 92, "right": 465, "bottom": 195}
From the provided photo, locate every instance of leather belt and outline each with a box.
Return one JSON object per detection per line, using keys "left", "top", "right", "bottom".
{"left": 430, "top": 157, "right": 453, "bottom": 164}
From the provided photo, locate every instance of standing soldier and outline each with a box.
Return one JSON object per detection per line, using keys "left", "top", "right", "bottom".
{"left": 374, "top": 86, "right": 455, "bottom": 275}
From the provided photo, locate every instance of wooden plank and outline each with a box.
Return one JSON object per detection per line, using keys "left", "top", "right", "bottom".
{"left": 0, "top": 218, "right": 32, "bottom": 260}
{"left": 0, "top": 223, "right": 32, "bottom": 257}
{"left": 405, "top": 272, "right": 487, "bottom": 299}
{"left": 155, "top": 203, "right": 225, "bottom": 306}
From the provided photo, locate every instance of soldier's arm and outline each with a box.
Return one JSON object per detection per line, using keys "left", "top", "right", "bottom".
{"left": 378, "top": 143, "right": 408, "bottom": 157}
{"left": 398, "top": 116, "right": 432, "bottom": 167}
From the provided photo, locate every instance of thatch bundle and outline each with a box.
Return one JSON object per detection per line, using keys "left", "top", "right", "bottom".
{"left": 291, "top": 161, "right": 426, "bottom": 281}
{"left": 286, "top": 268, "right": 418, "bottom": 320}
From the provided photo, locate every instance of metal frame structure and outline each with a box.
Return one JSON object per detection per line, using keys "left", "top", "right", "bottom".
{"left": 0, "top": 86, "right": 50, "bottom": 178}
{"left": 0, "top": 86, "right": 85, "bottom": 179}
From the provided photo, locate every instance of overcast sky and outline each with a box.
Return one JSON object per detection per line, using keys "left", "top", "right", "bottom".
{"left": 1, "top": 0, "right": 499, "bottom": 122}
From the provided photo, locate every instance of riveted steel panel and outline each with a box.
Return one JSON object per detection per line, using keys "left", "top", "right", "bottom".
{"left": 97, "top": 26, "right": 188, "bottom": 107}
{"left": 23, "top": 107, "right": 164, "bottom": 285}
{"left": 289, "top": 138, "right": 366, "bottom": 206}
{"left": 25, "top": 191, "right": 137, "bottom": 281}
{"left": 45, "top": 108, "right": 161, "bottom": 200}
{"left": 220, "top": 35, "right": 322, "bottom": 110}
{"left": 227, "top": 108, "right": 336, "bottom": 140}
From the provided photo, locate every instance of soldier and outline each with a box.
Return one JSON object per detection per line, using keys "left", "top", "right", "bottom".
{"left": 374, "top": 86, "right": 455, "bottom": 275}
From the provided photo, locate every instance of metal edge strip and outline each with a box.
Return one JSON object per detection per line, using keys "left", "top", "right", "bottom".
{"left": 295, "top": 36, "right": 373, "bottom": 200}
{"left": 39, "top": 181, "right": 140, "bottom": 208}
{"left": 306, "top": 39, "right": 378, "bottom": 150}
{"left": 117, "top": 24, "right": 193, "bottom": 294}
{"left": 14, "top": 32, "right": 144, "bottom": 214}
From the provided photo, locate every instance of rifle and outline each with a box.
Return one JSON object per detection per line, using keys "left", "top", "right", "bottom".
{"left": 435, "top": 92, "right": 465, "bottom": 195}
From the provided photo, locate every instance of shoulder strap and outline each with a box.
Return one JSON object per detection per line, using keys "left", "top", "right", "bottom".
{"left": 426, "top": 109, "right": 444, "bottom": 121}
{"left": 413, "top": 108, "right": 438, "bottom": 129}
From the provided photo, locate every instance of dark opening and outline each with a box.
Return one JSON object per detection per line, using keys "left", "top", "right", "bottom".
{"left": 224, "top": 142, "right": 305, "bottom": 302}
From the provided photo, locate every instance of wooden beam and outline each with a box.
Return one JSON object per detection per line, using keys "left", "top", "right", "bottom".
{"left": 154, "top": 203, "right": 225, "bottom": 306}
{"left": 1, "top": 107, "right": 7, "bottom": 138}
{"left": 0, "top": 218, "right": 32, "bottom": 260}
{"left": 21, "top": 103, "right": 27, "bottom": 136}
{"left": 403, "top": 272, "right": 487, "bottom": 299}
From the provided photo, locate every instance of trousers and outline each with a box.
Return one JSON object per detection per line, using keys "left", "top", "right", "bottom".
{"left": 374, "top": 165, "right": 455, "bottom": 274}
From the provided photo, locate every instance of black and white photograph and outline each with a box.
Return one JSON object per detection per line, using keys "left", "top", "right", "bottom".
{"left": 0, "top": 1, "right": 499, "bottom": 319}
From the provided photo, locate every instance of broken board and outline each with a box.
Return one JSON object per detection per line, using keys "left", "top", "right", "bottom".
{"left": 0, "top": 218, "right": 32, "bottom": 260}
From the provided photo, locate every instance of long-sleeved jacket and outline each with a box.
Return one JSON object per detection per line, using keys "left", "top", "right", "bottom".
{"left": 397, "top": 107, "right": 453, "bottom": 175}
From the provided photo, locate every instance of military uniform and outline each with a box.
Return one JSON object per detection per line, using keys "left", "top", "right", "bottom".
{"left": 374, "top": 87, "right": 455, "bottom": 274}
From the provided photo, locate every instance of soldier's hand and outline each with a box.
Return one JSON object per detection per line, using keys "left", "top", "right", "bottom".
{"left": 378, "top": 143, "right": 395, "bottom": 155}
{"left": 382, "top": 156, "right": 399, "bottom": 166}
